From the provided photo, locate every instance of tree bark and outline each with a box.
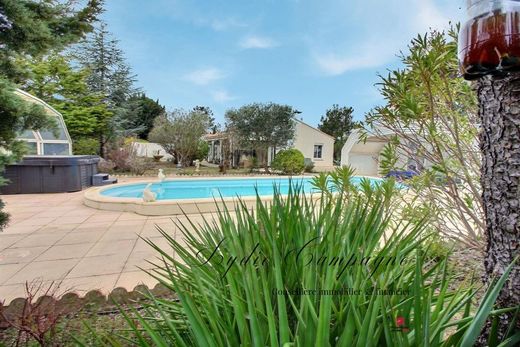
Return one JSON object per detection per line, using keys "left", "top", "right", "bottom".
{"left": 99, "top": 134, "right": 107, "bottom": 159}
{"left": 476, "top": 74, "right": 520, "bottom": 341}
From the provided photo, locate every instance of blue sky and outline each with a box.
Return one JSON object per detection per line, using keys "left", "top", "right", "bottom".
{"left": 102, "top": 0, "right": 465, "bottom": 127}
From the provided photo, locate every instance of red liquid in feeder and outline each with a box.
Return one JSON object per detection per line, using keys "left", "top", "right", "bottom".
{"left": 459, "top": 11, "right": 520, "bottom": 80}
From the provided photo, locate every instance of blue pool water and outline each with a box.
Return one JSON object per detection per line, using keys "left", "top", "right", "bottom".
{"left": 100, "top": 177, "right": 378, "bottom": 200}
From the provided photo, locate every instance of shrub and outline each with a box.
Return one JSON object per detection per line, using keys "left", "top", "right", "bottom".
{"left": 271, "top": 148, "right": 305, "bottom": 175}
{"left": 106, "top": 143, "right": 135, "bottom": 172}
{"left": 0, "top": 281, "right": 141, "bottom": 346}
{"left": 304, "top": 158, "right": 315, "bottom": 173}
{"left": 249, "top": 156, "right": 259, "bottom": 173}
{"left": 0, "top": 198, "right": 8, "bottom": 231}
{"left": 104, "top": 141, "right": 150, "bottom": 175}
{"left": 0, "top": 281, "right": 81, "bottom": 346}
{"left": 106, "top": 145, "right": 132, "bottom": 171}
{"left": 194, "top": 140, "right": 209, "bottom": 161}
{"left": 127, "top": 156, "right": 149, "bottom": 175}
{"left": 85, "top": 168, "right": 519, "bottom": 346}
{"left": 72, "top": 137, "right": 99, "bottom": 155}
{"left": 364, "top": 28, "right": 482, "bottom": 248}
{"left": 149, "top": 110, "right": 211, "bottom": 167}
{"left": 97, "top": 159, "right": 116, "bottom": 173}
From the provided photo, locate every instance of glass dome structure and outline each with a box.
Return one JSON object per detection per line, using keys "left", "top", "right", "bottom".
{"left": 14, "top": 89, "right": 72, "bottom": 156}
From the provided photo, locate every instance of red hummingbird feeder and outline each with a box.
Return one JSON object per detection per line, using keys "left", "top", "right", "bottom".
{"left": 458, "top": 0, "right": 520, "bottom": 80}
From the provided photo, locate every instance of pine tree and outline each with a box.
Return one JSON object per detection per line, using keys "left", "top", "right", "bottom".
{"left": 318, "top": 104, "right": 357, "bottom": 162}
{"left": 193, "top": 106, "right": 218, "bottom": 133}
{"left": 73, "top": 21, "right": 137, "bottom": 155}
{"left": 0, "top": 0, "right": 102, "bottom": 79}
{"left": 121, "top": 93, "right": 166, "bottom": 140}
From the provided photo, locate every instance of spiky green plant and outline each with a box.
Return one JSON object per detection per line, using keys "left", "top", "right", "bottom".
{"left": 77, "top": 170, "right": 518, "bottom": 346}
{"left": 379, "top": 136, "right": 400, "bottom": 177}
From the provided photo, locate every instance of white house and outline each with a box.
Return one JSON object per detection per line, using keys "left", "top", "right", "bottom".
{"left": 287, "top": 119, "right": 335, "bottom": 170}
{"left": 206, "top": 118, "right": 335, "bottom": 171}
{"left": 340, "top": 126, "right": 419, "bottom": 177}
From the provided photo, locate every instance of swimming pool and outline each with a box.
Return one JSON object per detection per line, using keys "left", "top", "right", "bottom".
{"left": 84, "top": 176, "right": 384, "bottom": 216}
{"left": 100, "top": 177, "right": 345, "bottom": 200}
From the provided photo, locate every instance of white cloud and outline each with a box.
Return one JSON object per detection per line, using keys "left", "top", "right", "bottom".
{"left": 310, "top": 0, "right": 459, "bottom": 76}
{"left": 212, "top": 90, "right": 236, "bottom": 103}
{"left": 240, "top": 35, "right": 278, "bottom": 49}
{"left": 150, "top": 1, "right": 248, "bottom": 32}
{"left": 315, "top": 54, "right": 378, "bottom": 75}
{"left": 184, "top": 68, "right": 225, "bottom": 85}
{"left": 210, "top": 17, "right": 247, "bottom": 31}
{"left": 314, "top": 40, "right": 397, "bottom": 75}
{"left": 412, "top": 0, "right": 452, "bottom": 33}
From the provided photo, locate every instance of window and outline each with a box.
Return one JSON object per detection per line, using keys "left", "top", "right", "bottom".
{"left": 40, "top": 125, "right": 67, "bottom": 140}
{"left": 13, "top": 90, "right": 73, "bottom": 156}
{"left": 43, "top": 143, "right": 70, "bottom": 155}
{"left": 19, "top": 130, "right": 36, "bottom": 139}
{"left": 23, "top": 142, "right": 38, "bottom": 155}
{"left": 313, "top": 144, "right": 323, "bottom": 159}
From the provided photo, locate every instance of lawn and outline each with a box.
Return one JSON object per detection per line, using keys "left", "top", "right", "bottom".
{"left": 142, "top": 161, "right": 254, "bottom": 176}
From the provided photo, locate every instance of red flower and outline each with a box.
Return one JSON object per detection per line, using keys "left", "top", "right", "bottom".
{"left": 396, "top": 316, "right": 405, "bottom": 327}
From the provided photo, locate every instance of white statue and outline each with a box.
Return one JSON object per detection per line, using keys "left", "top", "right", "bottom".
{"left": 142, "top": 183, "right": 157, "bottom": 202}
{"left": 158, "top": 168, "right": 166, "bottom": 182}
{"left": 194, "top": 159, "right": 200, "bottom": 172}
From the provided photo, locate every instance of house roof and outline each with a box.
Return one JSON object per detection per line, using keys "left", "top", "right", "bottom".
{"left": 203, "top": 118, "right": 335, "bottom": 141}
{"left": 203, "top": 132, "right": 228, "bottom": 141}
{"left": 294, "top": 118, "right": 335, "bottom": 140}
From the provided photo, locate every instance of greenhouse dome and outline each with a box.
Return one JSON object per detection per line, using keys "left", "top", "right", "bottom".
{"left": 15, "top": 89, "right": 73, "bottom": 156}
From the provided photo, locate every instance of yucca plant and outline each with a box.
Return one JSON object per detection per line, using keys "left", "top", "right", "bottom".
{"left": 77, "top": 170, "right": 518, "bottom": 346}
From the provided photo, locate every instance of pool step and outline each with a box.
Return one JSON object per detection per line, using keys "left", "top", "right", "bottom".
{"left": 93, "top": 173, "right": 118, "bottom": 186}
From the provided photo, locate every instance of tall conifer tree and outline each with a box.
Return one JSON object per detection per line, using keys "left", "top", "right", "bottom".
{"left": 73, "top": 21, "right": 137, "bottom": 155}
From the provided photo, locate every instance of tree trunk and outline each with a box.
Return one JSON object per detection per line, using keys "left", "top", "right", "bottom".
{"left": 264, "top": 147, "right": 270, "bottom": 173}
{"left": 99, "top": 134, "right": 107, "bottom": 158}
{"left": 476, "top": 74, "right": 520, "bottom": 342}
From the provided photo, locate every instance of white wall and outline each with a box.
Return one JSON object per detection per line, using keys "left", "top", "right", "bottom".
{"left": 341, "top": 129, "right": 419, "bottom": 177}
{"left": 341, "top": 130, "right": 360, "bottom": 167}
{"left": 341, "top": 129, "right": 386, "bottom": 176}
{"left": 349, "top": 154, "right": 379, "bottom": 176}
{"left": 132, "top": 142, "right": 173, "bottom": 161}
{"left": 292, "top": 120, "right": 335, "bottom": 170}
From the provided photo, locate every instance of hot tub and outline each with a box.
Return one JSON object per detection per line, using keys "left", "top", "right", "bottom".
{"left": 0, "top": 155, "right": 100, "bottom": 194}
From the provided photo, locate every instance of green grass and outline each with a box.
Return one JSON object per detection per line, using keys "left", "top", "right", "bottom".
{"left": 140, "top": 161, "right": 255, "bottom": 176}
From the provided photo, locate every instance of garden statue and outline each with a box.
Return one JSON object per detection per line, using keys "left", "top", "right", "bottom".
{"left": 158, "top": 168, "right": 166, "bottom": 182}
{"left": 153, "top": 150, "right": 164, "bottom": 162}
{"left": 195, "top": 159, "right": 200, "bottom": 172}
{"left": 142, "top": 183, "right": 157, "bottom": 202}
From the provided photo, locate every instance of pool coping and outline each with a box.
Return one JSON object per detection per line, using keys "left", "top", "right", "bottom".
{"left": 83, "top": 175, "right": 319, "bottom": 216}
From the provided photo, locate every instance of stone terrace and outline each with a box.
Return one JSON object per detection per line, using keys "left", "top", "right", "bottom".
{"left": 0, "top": 178, "right": 215, "bottom": 305}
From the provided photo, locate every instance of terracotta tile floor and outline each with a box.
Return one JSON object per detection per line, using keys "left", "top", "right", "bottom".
{"left": 0, "top": 177, "right": 216, "bottom": 305}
